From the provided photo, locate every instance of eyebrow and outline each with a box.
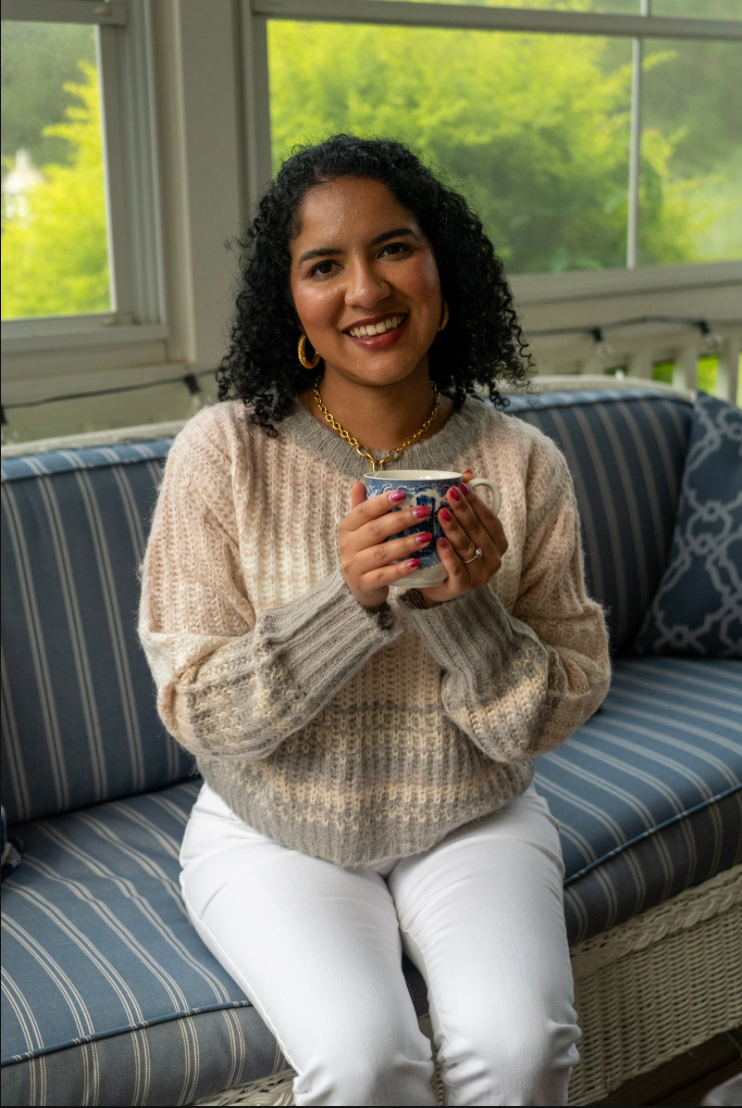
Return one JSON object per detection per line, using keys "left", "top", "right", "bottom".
{"left": 297, "top": 227, "right": 418, "bottom": 266}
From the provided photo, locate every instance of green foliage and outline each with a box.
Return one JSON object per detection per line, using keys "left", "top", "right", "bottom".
{"left": 268, "top": 19, "right": 737, "bottom": 273}
{"left": 1, "top": 21, "right": 97, "bottom": 176}
{"left": 1, "top": 62, "right": 110, "bottom": 319}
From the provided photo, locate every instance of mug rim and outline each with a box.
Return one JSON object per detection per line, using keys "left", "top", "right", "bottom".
{"left": 364, "top": 469, "right": 461, "bottom": 481}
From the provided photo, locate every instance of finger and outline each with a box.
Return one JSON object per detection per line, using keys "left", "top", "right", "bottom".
{"left": 359, "top": 555, "right": 425, "bottom": 592}
{"left": 461, "top": 468, "right": 473, "bottom": 482}
{"left": 350, "top": 481, "right": 367, "bottom": 510}
{"left": 342, "top": 488, "right": 411, "bottom": 533}
{"left": 460, "top": 482, "right": 508, "bottom": 555}
{"left": 447, "top": 484, "right": 492, "bottom": 550}
{"left": 353, "top": 531, "right": 433, "bottom": 576}
{"left": 353, "top": 502, "right": 434, "bottom": 550}
{"left": 433, "top": 536, "right": 470, "bottom": 593}
{"left": 437, "top": 505, "right": 481, "bottom": 561}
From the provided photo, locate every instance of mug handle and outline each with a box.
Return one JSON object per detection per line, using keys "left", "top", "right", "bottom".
{"left": 467, "top": 478, "right": 500, "bottom": 517}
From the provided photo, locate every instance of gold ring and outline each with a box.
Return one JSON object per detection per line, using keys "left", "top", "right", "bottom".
{"left": 462, "top": 547, "right": 483, "bottom": 564}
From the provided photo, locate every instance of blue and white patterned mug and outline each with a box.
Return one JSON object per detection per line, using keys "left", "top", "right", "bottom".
{"left": 364, "top": 469, "right": 500, "bottom": 587}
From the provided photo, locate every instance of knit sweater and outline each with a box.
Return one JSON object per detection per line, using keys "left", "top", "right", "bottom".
{"left": 138, "top": 396, "right": 610, "bottom": 865}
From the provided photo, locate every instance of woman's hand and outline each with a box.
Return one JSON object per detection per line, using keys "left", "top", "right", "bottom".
{"left": 421, "top": 472, "right": 508, "bottom": 607}
{"left": 340, "top": 482, "right": 434, "bottom": 610}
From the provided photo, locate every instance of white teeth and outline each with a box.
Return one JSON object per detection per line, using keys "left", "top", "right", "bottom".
{"left": 348, "top": 314, "right": 404, "bottom": 339}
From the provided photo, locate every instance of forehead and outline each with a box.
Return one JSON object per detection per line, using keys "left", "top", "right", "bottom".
{"left": 292, "top": 177, "right": 417, "bottom": 248}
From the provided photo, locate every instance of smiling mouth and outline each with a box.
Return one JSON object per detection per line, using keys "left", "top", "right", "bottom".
{"left": 344, "top": 313, "right": 407, "bottom": 339}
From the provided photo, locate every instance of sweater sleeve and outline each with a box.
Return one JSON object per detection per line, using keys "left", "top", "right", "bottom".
{"left": 138, "top": 425, "right": 401, "bottom": 761}
{"left": 403, "top": 435, "right": 610, "bottom": 763}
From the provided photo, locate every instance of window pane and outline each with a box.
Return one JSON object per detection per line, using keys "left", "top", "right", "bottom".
{"left": 638, "top": 38, "right": 742, "bottom": 265}
{"left": 651, "top": 0, "right": 741, "bottom": 19}
{"left": 269, "top": 22, "right": 634, "bottom": 274}
{"left": 1, "top": 21, "right": 111, "bottom": 320}
{"left": 381, "top": 0, "right": 640, "bottom": 12}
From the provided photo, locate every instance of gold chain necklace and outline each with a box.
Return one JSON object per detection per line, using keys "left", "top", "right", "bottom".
{"left": 312, "top": 381, "right": 441, "bottom": 473}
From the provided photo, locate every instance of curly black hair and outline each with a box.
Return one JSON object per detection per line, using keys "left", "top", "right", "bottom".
{"left": 217, "top": 134, "right": 531, "bottom": 434}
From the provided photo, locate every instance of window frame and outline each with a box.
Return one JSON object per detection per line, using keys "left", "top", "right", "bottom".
{"left": 244, "top": 0, "right": 742, "bottom": 299}
{"left": 0, "top": 0, "right": 166, "bottom": 351}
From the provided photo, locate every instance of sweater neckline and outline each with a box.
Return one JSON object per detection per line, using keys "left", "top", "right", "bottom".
{"left": 278, "top": 394, "right": 492, "bottom": 480}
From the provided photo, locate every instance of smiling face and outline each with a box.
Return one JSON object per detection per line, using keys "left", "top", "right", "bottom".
{"left": 289, "top": 176, "right": 443, "bottom": 391}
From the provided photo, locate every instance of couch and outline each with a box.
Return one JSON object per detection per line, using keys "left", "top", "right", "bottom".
{"left": 2, "top": 386, "right": 740, "bottom": 1106}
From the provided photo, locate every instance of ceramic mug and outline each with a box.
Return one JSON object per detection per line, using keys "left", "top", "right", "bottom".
{"left": 364, "top": 469, "right": 501, "bottom": 587}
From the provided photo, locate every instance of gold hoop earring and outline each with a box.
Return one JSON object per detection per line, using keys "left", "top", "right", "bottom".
{"left": 438, "top": 301, "right": 449, "bottom": 332}
{"left": 298, "top": 333, "right": 321, "bottom": 370}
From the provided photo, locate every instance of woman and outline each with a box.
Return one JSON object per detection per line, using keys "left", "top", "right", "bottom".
{"left": 139, "top": 134, "right": 610, "bottom": 1107}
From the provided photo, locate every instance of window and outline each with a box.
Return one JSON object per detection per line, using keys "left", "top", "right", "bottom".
{"left": 252, "top": 0, "right": 741, "bottom": 279}
{"left": 1, "top": 0, "right": 165, "bottom": 346}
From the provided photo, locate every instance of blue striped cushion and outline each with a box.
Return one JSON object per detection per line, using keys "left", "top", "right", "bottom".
{"left": 1, "top": 441, "right": 189, "bottom": 826}
{"left": 2, "top": 659, "right": 739, "bottom": 1104}
{"left": 507, "top": 389, "right": 692, "bottom": 654}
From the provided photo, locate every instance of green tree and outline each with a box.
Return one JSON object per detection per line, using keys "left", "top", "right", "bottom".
{"left": 1, "top": 61, "right": 110, "bottom": 319}
{"left": 1, "top": 21, "right": 97, "bottom": 179}
{"left": 269, "top": 11, "right": 740, "bottom": 272}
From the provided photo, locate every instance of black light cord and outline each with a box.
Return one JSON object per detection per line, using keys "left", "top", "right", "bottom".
{"left": 528, "top": 315, "right": 730, "bottom": 340}
{"left": 1, "top": 369, "right": 215, "bottom": 424}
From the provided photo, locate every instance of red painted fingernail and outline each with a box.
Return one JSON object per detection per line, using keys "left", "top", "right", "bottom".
{"left": 388, "top": 490, "right": 405, "bottom": 503}
{"left": 407, "top": 558, "right": 422, "bottom": 568}
{"left": 439, "top": 508, "right": 452, "bottom": 522}
{"left": 460, "top": 482, "right": 470, "bottom": 496}
{"left": 439, "top": 537, "right": 449, "bottom": 549}
{"left": 449, "top": 487, "right": 461, "bottom": 501}
{"left": 415, "top": 532, "right": 432, "bottom": 545}
{"left": 413, "top": 505, "right": 432, "bottom": 519}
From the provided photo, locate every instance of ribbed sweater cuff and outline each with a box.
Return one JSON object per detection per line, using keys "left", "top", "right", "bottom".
{"left": 256, "top": 566, "right": 400, "bottom": 670}
{"left": 404, "top": 585, "right": 539, "bottom": 685}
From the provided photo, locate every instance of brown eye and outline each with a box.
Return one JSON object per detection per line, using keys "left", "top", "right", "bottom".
{"left": 309, "top": 259, "right": 336, "bottom": 277}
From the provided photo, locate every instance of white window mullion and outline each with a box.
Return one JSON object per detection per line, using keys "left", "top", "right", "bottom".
{"left": 97, "top": 23, "right": 133, "bottom": 320}
{"left": 240, "top": 6, "right": 274, "bottom": 219}
{"left": 626, "top": 45, "right": 642, "bottom": 269}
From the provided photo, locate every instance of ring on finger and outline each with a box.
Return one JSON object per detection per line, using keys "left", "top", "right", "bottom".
{"left": 461, "top": 547, "right": 483, "bottom": 564}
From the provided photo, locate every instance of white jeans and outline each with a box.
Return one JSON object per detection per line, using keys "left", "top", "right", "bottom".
{"left": 180, "top": 783, "right": 580, "bottom": 1107}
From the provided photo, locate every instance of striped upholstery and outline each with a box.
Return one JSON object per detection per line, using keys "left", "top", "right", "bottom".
{"left": 2, "top": 656, "right": 739, "bottom": 1104}
{"left": 506, "top": 389, "right": 692, "bottom": 653}
{"left": 1, "top": 442, "right": 191, "bottom": 826}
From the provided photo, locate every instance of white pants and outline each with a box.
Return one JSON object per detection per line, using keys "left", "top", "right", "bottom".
{"left": 179, "top": 783, "right": 580, "bottom": 1107}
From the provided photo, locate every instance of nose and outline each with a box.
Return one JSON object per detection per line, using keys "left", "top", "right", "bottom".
{"left": 344, "top": 258, "right": 390, "bottom": 309}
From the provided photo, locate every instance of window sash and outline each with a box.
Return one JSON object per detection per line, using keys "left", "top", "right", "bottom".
{"left": 0, "top": 0, "right": 165, "bottom": 349}
{"left": 245, "top": 0, "right": 741, "bottom": 287}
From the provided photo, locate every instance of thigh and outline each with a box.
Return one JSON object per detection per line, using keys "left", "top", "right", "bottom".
{"left": 180, "top": 786, "right": 433, "bottom": 1104}
{"left": 388, "top": 788, "right": 579, "bottom": 1105}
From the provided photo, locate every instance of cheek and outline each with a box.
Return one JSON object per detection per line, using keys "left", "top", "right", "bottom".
{"left": 291, "top": 280, "right": 343, "bottom": 335}
{"left": 401, "top": 254, "right": 441, "bottom": 308}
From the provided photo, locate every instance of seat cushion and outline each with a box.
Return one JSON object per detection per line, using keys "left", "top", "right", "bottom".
{"left": 2, "top": 659, "right": 739, "bottom": 1105}
{"left": 535, "top": 656, "right": 742, "bottom": 943}
{"left": 1, "top": 440, "right": 190, "bottom": 825}
{"left": 508, "top": 388, "right": 692, "bottom": 654}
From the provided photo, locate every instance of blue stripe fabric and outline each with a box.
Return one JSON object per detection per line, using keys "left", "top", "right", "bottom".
{"left": 1, "top": 440, "right": 173, "bottom": 482}
{"left": 509, "top": 390, "right": 692, "bottom": 654}
{"left": 1, "top": 448, "right": 190, "bottom": 825}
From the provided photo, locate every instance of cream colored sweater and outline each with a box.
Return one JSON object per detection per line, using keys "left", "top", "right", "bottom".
{"left": 138, "top": 396, "right": 610, "bottom": 865}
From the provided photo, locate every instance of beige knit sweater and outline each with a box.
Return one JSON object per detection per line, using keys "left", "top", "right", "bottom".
{"left": 138, "top": 396, "right": 610, "bottom": 865}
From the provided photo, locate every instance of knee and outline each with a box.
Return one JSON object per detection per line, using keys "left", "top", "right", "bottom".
{"left": 296, "top": 1019, "right": 435, "bottom": 1106}
{"left": 444, "top": 1014, "right": 580, "bottom": 1106}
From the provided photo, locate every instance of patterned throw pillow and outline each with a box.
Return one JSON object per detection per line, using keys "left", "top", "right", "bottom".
{"left": 633, "top": 391, "right": 742, "bottom": 657}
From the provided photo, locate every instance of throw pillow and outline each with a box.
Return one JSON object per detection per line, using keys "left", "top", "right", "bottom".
{"left": 633, "top": 391, "right": 741, "bottom": 657}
